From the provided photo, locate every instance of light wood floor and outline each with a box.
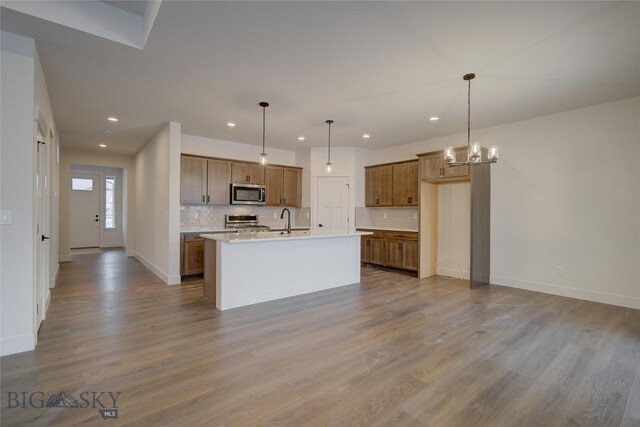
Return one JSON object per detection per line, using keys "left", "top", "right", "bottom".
{"left": 2, "top": 249, "right": 639, "bottom": 426}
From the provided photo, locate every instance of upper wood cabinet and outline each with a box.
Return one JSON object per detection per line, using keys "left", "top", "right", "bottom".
{"left": 418, "top": 147, "right": 469, "bottom": 181}
{"left": 207, "top": 159, "right": 231, "bottom": 205}
{"left": 231, "top": 162, "right": 264, "bottom": 185}
{"left": 365, "top": 165, "right": 393, "bottom": 207}
{"left": 392, "top": 161, "right": 419, "bottom": 206}
{"left": 282, "top": 167, "right": 302, "bottom": 207}
{"left": 181, "top": 156, "right": 208, "bottom": 204}
{"left": 264, "top": 166, "right": 302, "bottom": 207}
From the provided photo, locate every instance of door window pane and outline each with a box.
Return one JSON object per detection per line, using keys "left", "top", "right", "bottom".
{"left": 105, "top": 176, "right": 115, "bottom": 229}
{"left": 71, "top": 178, "right": 93, "bottom": 191}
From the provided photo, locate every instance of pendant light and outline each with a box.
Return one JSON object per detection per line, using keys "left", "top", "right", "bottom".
{"left": 444, "top": 73, "right": 499, "bottom": 167}
{"left": 259, "top": 101, "right": 269, "bottom": 165}
{"left": 325, "top": 119, "right": 334, "bottom": 173}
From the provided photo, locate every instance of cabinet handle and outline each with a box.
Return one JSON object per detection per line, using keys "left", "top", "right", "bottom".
{"left": 376, "top": 198, "right": 380, "bottom": 205}
{"left": 408, "top": 196, "right": 412, "bottom": 204}
{"left": 202, "top": 195, "right": 205, "bottom": 203}
{"left": 207, "top": 195, "right": 210, "bottom": 203}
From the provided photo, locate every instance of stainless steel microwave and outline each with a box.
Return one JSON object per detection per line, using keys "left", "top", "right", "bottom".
{"left": 230, "top": 183, "right": 266, "bottom": 205}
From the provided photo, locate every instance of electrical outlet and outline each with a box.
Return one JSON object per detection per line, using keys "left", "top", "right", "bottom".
{"left": 273, "top": 212, "right": 278, "bottom": 218}
{"left": 413, "top": 213, "right": 418, "bottom": 220}
{"left": 555, "top": 266, "right": 563, "bottom": 277}
{"left": 383, "top": 213, "right": 388, "bottom": 219}
{"left": 306, "top": 212, "right": 310, "bottom": 218}
{"left": 0, "top": 210, "right": 11, "bottom": 225}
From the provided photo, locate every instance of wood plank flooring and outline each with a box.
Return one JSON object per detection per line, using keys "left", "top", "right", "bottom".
{"left": 1, "top": 249, "right": 639, "bottom": 426}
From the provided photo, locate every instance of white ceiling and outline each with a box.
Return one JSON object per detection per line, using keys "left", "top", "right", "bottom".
{"left": 1, "top": 1, "right": 639, "bottom": 155}
{"left": 100, "top": 0, "right": 148, "bottom": 17}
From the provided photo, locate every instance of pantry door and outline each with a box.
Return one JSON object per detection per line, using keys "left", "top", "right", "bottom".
{"left": 316, "top": 177, "right": 349, "bottom": 230}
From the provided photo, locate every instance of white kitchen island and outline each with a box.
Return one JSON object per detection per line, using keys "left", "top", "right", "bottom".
{"left": 201, "top": 229, "right": 372, "bottom": 311}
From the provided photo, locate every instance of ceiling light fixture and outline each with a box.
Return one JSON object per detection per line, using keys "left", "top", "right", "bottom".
{"left": 445, "top": 73, "right": 499, "bottom": 167}
{"left": 430, "top": 116, "right": 439, "bottom": 121}
{"left": 362, "top": 133, "right": 370, "bottom": 139}
{"left": 258, "top": 102, "right": 269, "bottom": 165}
{"left": 226, "top": 122, "right": 236, "bottom": 127}
{"left": 99, "top": 144, "right": 107, "bottom": 148}
{"left": 325, "top": 119, "right": 334, "bottom": 173}
{"left": 297, "top": 136, "right": 305, "bottom": 141}
{"left": 107, "top": 116, "right": 118, "bottom": 122}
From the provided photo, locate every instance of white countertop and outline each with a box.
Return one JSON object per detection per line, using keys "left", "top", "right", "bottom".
{"left": 201, "top": 229, "right": 372, "bottom": 243}
{"left": 355, "top": 227, "right": 418, "bottom": 232}
{"left": 181, "top": 226, "right": 310, "bottom": 233}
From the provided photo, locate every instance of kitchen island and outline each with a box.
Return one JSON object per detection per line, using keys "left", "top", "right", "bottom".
{"left": 201, "top": 229, "right": 372, "bottom": 311}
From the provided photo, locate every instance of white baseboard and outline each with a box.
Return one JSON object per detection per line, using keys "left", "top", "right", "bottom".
{"left": 437, "top": 266, "right": 470, "bottom": 280}
{"left": 1, "top": 333, "right": 35, "bottom": 356}
{"left": 490, "top": 275, "right": 640, "bottom": 310}
{"left": 100, "top": 243, "right": 124, "bottom": 249}
{"left": 50, "top": 263, "right": 59, "bottom": 289}
{"left": 134, "top": 253, "right": 180, "bottom": 285}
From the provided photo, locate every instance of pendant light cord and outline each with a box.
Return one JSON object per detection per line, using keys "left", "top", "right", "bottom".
{"left": 328, "top": 121, "right": 331, "bottom": 163}
{"left": 262, "top": 105, "right": 266, "bottom": 154}
{"left": 467, "top": 78, "right": 471, "bottom": 152}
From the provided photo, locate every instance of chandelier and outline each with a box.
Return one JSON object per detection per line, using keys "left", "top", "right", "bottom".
{"left": 444, "top": 73, "right": 499, "bottom": 167}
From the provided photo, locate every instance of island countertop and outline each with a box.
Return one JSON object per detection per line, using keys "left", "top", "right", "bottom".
{"left": 200, "top": 229, "right": 372, "bottom": 243}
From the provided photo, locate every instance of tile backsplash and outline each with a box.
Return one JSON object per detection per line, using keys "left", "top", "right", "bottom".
{"left": 181, "top": 205, "right": 311, "bottom": 229}
{"left": 355, "top": 207, "right": 419, "bottom": 231}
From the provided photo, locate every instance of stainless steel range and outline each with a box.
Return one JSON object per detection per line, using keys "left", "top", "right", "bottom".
{"left": 225, "top": 214, "right": 271, "bottom": 233}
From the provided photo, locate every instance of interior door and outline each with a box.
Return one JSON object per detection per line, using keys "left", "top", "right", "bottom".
{"left": 35, "top": 126, "right": 49, "bottom": 329}
{"left": 70, "top": 173, "right": 101, "bottom": 248}
{"left": 316, "top": 177, "right": 349, "bottom": 229}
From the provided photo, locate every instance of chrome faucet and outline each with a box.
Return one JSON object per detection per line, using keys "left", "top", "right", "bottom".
{"left": 280, "top": 208, "right": 292, "bottom": 234}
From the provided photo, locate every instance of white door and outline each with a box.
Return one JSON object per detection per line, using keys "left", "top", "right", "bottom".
{"left": 316, "top": 177, "right": 350, "bottom": 230}
{"left": 35, "top": 125, "right": 50, "bottom": 329}
{"left": 70, "top": 173, "right": 101, "bottom": 248}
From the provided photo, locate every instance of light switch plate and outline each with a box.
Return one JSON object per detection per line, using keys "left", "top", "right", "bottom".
{"left": 0, "top": 210, "right": 11, "bottom": 225}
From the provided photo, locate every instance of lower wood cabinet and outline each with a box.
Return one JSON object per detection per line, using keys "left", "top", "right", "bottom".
{"left": 359, "top": 229, "right": 418, "bottom": 273}
{"left": 181, "top": 234, "right": 205, "bottom": 276}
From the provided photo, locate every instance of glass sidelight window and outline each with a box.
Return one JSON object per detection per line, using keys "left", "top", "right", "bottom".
{"left": 105, "top": 176, "right": 115, "bottom": 229}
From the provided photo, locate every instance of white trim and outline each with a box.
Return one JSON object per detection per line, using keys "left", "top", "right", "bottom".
{"left": 490, "top": 275, "right": 640, "bottom": 310}
{"left": 45, "top": 289, "right": 51, "bottom": 312}
{"left": 49, "top": 262, "right": 59, "bottom": 288}
{"left": 1, "top": 333, "right": 36, "bottom": 356}
{"left": 134, "top": 253, "right": 180, "bottom": 285}
{"left": 59, "top": 254, "right": 71, "bottom": 262}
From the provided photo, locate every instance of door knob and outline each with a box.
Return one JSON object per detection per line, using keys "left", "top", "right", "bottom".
{"left": 318, "top": 224, "right": 324, "bottom": 228}
{"left": 95, "top": 219, "right": 100, "bottom": 222}
{"left": 41, "top": 235, "right": 50, "bottom": 242}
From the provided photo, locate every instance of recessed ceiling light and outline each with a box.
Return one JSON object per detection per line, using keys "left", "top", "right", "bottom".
{"left": 362, "top": 134, "right": 371, "bottom": 139}
{"left": 99, "top": 144, "right": 107, "bottom": 148}
{"left": 107, "top": 116, "right": 118, "bottom": 122}
{"left": 226, "top": 122, "right": 236, "bottom": 127}
{"left": 297, "top": 136, "right": 305, "bottom": 141}
{"left": 104, "top": 130, "right": 112, "bottom": 135}
{"left": 430, "top": 116, "right": 439, "bottom": 121}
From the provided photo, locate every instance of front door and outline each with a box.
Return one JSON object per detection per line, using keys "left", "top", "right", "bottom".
{"left": 70, "top": 173, "right": 101, "bottom": 248}
{"left": 316, "top": 177, "right": 349, "bottom": 230}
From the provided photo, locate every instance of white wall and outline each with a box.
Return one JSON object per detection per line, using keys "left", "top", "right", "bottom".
{"left": 365, "top": 96, "right": 640, "bottom": 309}
{"left": 1, "top": 32, "right": 37, "bottom": 356}
{"left": 59, "top": 148, "right": 135, "bottom": 260}
{"left": 135, "top": 122, "right": 181, "bottom": 285}
{"left": 182, "top": 134, "right": 296, "bottom": 165}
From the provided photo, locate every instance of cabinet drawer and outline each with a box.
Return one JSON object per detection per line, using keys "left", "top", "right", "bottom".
{"left": 384, "top": 231, "right": 418, "bottom": 240}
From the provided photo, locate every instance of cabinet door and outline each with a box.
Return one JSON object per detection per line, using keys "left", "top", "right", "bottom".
{"left": 365, "top": 168, "right": 376, "bottom": 207}
{"left": 420, "top": 154, "right": 444, "bottom": 180}
{"left": 183, "top": 240, "right": 205, "bottom": 275}
{"left": 207, "top": 159, "right": 231, "bottom": 205}
{"left": 401, "top": 240, "right": 419, "bottom": 271}
{"left": 443, "top": 148, "right": 469, "bottom": 178}
{"left": 231, "top": 163, "right": 250, "bottom": 183}
{"left": 369, "top": 238, "right": 386, "bottom": 265}
{"left": 264, "top": 166, "right": 284, "bottom": 206}
{"left": 393, "top": 161, "right": 419, "bottom": 206}
{"left": 282, "top": 167, "right": 302, "bottom": 207}
{"left": 247, "top": 164, "right": 264, "bottom": 185}
{"left": 361, "top": 237, "right": 371, "bottom": 263}
{"left": 386, "top": 239, "right": 404, "bottom": 268}
{"left": 181, "top": 156, "right": 207, "bottom": 204}
{"left": 366, "top": 166, "right": 393, "bottom": 207}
